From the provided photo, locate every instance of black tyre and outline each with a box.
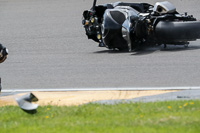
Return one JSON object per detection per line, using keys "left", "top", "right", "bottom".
{"left": 155, "top": 21, "right": 200, "bottom": 42}
{"left": 0, "top": 44, "right": 8, "bottom": 63}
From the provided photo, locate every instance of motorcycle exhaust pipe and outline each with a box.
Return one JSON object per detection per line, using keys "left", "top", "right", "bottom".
{"left": 155, "top": 21, "right": 200, "bottom": 42}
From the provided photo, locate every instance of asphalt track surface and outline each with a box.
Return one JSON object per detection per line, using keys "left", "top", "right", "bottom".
{"left": 0, "top": 0, "right": 200, "bottom": 91}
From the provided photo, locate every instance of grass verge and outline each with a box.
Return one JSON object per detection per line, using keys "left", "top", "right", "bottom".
{"left": 0, "top": 100, "right": 200, "bottom": 133}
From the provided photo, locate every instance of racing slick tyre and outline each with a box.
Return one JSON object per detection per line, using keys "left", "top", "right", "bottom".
{"left": 0, "top": 44, "right": 8, "bottom": 63}
{"left": 155, "top": 21, "right": 200, "bottom": 42}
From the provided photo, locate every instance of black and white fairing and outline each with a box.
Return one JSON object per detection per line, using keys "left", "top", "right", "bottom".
{"left": 102, "top": 6, "right": 138, "bottom": 50}
{"left": 101, "top": 2, "right": 152, "bottom": 50}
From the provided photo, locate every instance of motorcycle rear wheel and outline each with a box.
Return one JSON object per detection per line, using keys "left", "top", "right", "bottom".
{"left": 155, "top": 21, "right": 200, "bottom": 42}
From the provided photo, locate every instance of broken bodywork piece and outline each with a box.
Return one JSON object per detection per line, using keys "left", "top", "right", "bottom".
{"left": 16, "top": 93, "right": 39, "bottom": 114}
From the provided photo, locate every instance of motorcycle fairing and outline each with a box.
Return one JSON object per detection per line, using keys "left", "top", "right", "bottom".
{"left": 102, "top": 6, "right": 140, "bottom": 50}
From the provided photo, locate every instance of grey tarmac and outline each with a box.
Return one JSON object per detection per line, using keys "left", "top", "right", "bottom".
{"left": 0, "top": 0, "right": 200, "bottom": 96}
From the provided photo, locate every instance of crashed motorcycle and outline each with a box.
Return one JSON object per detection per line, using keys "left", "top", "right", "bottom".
{"left": 0, "top": 44, "right": 8, "bottom": 63}
{"left": 82, "top": 0, "right": 200, "bottom": 51}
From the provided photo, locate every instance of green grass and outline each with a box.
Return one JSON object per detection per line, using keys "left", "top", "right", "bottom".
{"left": 0, "top": 100, "right": 200, "bottom": 133}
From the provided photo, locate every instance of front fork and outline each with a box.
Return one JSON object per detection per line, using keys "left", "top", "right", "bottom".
{"left": 82, "top": 11, "right": 105, "bottom": 47}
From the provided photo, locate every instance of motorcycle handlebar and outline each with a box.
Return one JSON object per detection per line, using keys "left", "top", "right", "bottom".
{"left": 92, "top": 0, "right": 97, "bottom": 11}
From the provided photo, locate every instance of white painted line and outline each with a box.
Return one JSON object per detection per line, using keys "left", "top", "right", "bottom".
{"left": 1, "top": 86, "right": 200, "bottom": 93}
